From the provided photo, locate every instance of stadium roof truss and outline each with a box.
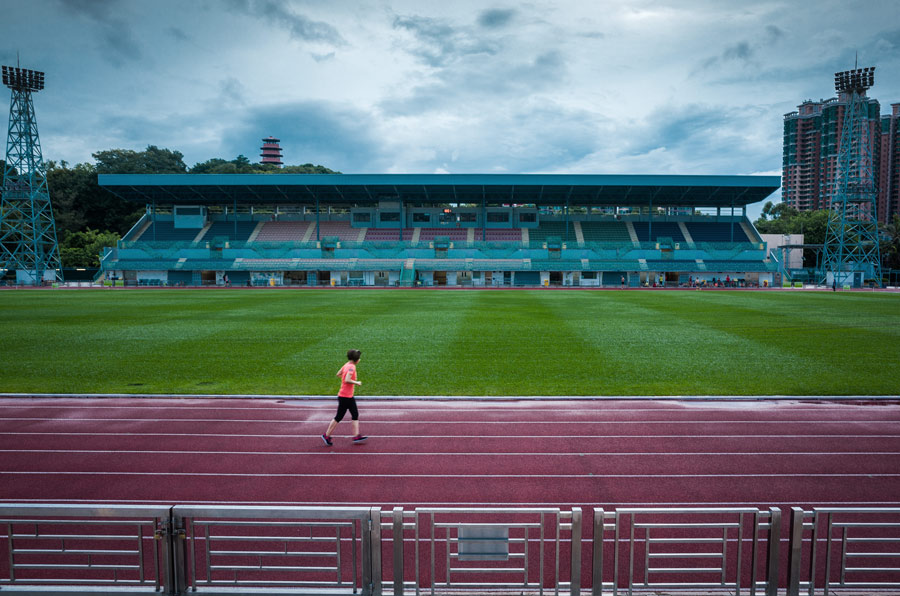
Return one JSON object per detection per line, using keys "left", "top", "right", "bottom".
{"left": 98, "top": 174, "right": 780, "bottom": 208}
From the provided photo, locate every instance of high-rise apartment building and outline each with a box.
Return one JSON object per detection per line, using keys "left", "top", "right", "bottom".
{"left": 878, "top": 104, "right": 900, "bottom": 224}
{"left": 782, "top": 94, "right": 884, "bottom": 218}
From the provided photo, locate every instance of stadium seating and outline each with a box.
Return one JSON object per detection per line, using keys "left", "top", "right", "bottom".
{"left": 631, "top": 221, "right": 685, "bottom": 243}
{"left": 580, "top": 221, "right": 631, "bottom": 243}
{"left": 479, "top": 228, "right": 524, "bottom": 242}
{"left": 201, "top": 221, "right": 258, "bottom": 242}
{"left": 135, "top": 221, "right": 202, "bottom": 242}
{"left": 529, "top": 221, "right": 572, "bottom": 243}
{"left": 254, "top": 221, "right": 312, "bottom": 242}
{"left": 685, "top": 221, "right": 751, "bottom": 243}
{"left": 416, "top": 228, "right": 468, "bottom": 241}
{"left": 364, "top": 228, "right": 413, "bottom": 241}
{"left": 317, "top": 221, "right": 362, "bottom": 241}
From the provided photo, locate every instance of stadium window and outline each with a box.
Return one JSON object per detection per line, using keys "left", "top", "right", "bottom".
{"left": 459, "top": 213, "right": 477, "bottom": 222}
{"left": 487, "top": 212, "right": 509, "bottom": 223}
{"left": 413, "top": 213, "right": 430, "bottom": 223}
{"left": 353, "top": 212, "right": 371, "bottom": 223}
{"left": 519, "top": 213, "right": 537, "bottom": 223}
{"left": 380, "top": 212, "right": 400, "bottom": 222}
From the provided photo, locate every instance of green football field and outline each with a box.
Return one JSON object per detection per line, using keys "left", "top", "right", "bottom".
{"left": 0, "top": 289, "right": 898, "bottom": 396}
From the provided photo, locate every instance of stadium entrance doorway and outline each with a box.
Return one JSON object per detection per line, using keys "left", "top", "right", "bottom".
{"left": 200, "top": 271, "right": 216, "bottom": 286}
{"left": 433, "top": 271, "right": 447, "bottom": 286}
{"left": 284, "top": 271, "right": 306, "bottom": 286}
{"left": 549, "top": 272, "right": 563, "bottom": 286}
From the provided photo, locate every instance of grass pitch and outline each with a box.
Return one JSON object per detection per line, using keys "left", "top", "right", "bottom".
{"left": 0, "top": 289, "right": 898, "bottom": 396}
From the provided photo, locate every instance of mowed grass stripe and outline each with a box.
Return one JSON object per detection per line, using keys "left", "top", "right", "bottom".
{"left": 0, "top": 290, "right": 898, "bottom": 395}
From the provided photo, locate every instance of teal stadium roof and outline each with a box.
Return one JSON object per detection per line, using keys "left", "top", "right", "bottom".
{"left": 98, "top": 173, "right": 780, "bottom": 207}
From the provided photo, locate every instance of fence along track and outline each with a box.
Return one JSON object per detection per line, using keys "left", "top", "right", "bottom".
{"left": 1, "top": 504, "right": 899, "bottom": 595}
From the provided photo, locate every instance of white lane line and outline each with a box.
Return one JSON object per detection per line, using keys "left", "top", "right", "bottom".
{"left": 4, "top": 498, "right": 900, "bottom": 506}
{"left": 3, "top": 471, "right": 899, "bottom": 478}
{"left": 2, "top": 404, "right": 894, "bottom": 413}
{"left": 2, "top": 449, "right": 899, "bottom": 456}
{"left": 2, "top": 432, "right": 899, "bottom": 438}
{"left": 0, "top": 417, "right": 893, "bottom": 424}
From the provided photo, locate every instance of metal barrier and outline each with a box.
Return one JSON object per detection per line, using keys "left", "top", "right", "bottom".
{"left": 787, "top": 507, "right": 900, "bottom": 596}
{"left": 407, "top": 507, "right": 582, "bottom": 596}
{"left": 0, "top": 504, "right": 172, "bottom": 594}
{"left": 7, "top": 504, "right": 900, "bottom": 595}
{"left": 593, "top": 507, "right": 781, "bottom": 596}
{"left": 171, "top": 505, "right": 381, "bottom": 596}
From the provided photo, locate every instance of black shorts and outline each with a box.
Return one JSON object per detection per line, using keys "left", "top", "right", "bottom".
{"left": 334, "top": 397, "right": 358, "bottom": 422}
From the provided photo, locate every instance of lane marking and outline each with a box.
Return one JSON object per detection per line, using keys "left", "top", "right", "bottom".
{"left": 2, "top": 449, "right": 899, "bottom": 456}
{"left": 2, "top": 403, "right": 896, "bottom": 413}
{"left": 2, "top": 417, "right": 896, "bottom": 424}
{"left": 4, "top": 498, "right": 900, "bottom": 506}
{"left": 3, "top": 432, "right": 900, "bottom": 438}
{"left": 3, "top": 471, "right": 900, "bottom": 478}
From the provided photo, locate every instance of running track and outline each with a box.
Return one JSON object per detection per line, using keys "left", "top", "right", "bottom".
{"left": 2, "top": 397, "right": 899, "bottom": 509}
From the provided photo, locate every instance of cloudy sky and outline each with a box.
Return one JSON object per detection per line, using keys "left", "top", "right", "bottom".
{"left": 3, "top": 0, "right": 900, "bottom": 212}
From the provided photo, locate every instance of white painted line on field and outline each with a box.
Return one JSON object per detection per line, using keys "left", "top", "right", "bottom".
{"left": 4, "top": 498, "right": 900, "bottom": 507}
{"left": 3, "top": 431, "right": 899, "bottom": 439}
{"left": 2, "top": 393, "right": 898, "bottom": 401}
{"left": 3, "top": 471, "right": 899, "bottom": 478}
{"left": 2, "top": 403, "right": 895, "bottom": 413}
{"left": 3, "top": 449, "right": 899, "bottom": 457}
{"left": 2, "top": 416, "right": 895, "bottom": 424}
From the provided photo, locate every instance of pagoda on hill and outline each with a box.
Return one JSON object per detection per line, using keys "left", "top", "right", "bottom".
{"left": 260, "top": 136, "right": 283, "bottom": 166}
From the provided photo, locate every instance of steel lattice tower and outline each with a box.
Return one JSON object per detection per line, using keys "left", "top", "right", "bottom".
{"left": 820, "top": 66, "right": 882, "bottom": 287}
{"left": 1, "top": 64, "right": 62, "bottom": 284}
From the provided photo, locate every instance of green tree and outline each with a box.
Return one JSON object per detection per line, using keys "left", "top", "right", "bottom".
{"left": 755, "top": 203, "right": 830, "bottom": 267}
{"left": 46, "top": 160, "right": 144, "bottom": 235}
{"left": 93, "top": 145, "right": 187, "bottom": 174}
{"left": 58, "top": 228, "right": 121, "bottom": 268}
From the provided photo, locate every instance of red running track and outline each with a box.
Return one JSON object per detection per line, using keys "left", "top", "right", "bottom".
{"left": 2, "top": 397, "right": 899, "bottom": 509}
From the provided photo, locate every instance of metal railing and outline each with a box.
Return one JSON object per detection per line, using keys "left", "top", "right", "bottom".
{"left": 593, "top": 507, "right": 781, "bottom": 596}
{"left": 3, "top": 504, "right": 898, "bottom": 595}
{"left": 787, "top": 507, "right": 900, "bottom": 596}
{"left": 405, "top": 507, "right": 582, "bottom": 596}
{"left": 0, "top": 504, "right": 171, "bottom": 594}
{"left": 171, "top": 505, "right": 381, "bottom": 596}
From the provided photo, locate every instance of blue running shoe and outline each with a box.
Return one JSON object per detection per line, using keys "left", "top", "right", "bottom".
{"left": 321, "top": 434, "right": 333, "bottom": 446}
{"left": 352, "top": 435, "right": 368, "bottom": 444}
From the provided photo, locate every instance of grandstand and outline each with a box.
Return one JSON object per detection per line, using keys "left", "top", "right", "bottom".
{"left": 98, "top": 174, "right": 780, "bottom": 287}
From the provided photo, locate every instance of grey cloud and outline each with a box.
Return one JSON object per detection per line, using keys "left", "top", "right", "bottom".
{"left": 168, "top": 27, "right": 190, "bottom": 43}
{"left": 722, "top": 41, "right": 753, "bottom": 62}
{"left": 623, "top": 104, "right": 775, "bottom": 174}
{"left": 311, "top": 52, "right": 336, "bottom": 63}
{"left": 57, "top": 0, "right": 142, "bottom": 66}
{"left": 874, "top": 29, "right": 900, "bottom": 51}
{"left": 225, "top": 0, "right": 346, "bottom": 46}
{"left": 765, "top": 25, "right": 785, "bottom": 43}
{"left": 222, "top": 102, "right": 386, "bottom": 172}
{"left": 393, "top": 14, "right": 499, "bottom": 67}
{"left": 381, "top": 48, "right": 566, "bottom": 116}
{"left": 478, "top": 8, "right": 516, "bottom": 29}
{"left": 219, "top": 77, "right": 246, "bottom": 104}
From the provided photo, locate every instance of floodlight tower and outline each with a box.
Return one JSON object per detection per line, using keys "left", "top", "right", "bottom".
{"left": 819, "top": 66, "right": 882, "bottom": 287}
{"left": 0, "top": 64, "right": 62, "bottom": 284}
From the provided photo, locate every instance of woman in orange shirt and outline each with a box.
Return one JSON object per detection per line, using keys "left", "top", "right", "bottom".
{"left": 322, "top": 349, "right": 367, "bottom": 445}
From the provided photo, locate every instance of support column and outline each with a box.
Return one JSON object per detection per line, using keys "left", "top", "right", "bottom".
{"left": 730, "top": 200, "right": 734, "bottom": 242}
{"left": 565, "top": 197, "right": 569, "bottom": 243}
{"left": 648, "top": 199, "right": 653, "bottom": 242}
{"left": 316, "top": 191, "right": 320, "bottom": 241}
{"left": 482, "top": 186, "right": 486, "bottom": 242}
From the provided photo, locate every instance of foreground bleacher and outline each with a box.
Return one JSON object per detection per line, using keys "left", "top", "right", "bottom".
{"left": 2, "top": 503, "right": 897, "bottom": 595}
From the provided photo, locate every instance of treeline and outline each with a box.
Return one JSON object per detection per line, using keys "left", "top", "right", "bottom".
{"left": 754, "top": 201, "right": 900, "bottom": 271}
{"left": 2, "top": 146, "right": 338, "bottom": 267}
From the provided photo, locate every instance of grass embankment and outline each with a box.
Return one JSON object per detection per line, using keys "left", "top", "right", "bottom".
{"left": 1, "top": 289, "right": 898, "bottom": 395}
